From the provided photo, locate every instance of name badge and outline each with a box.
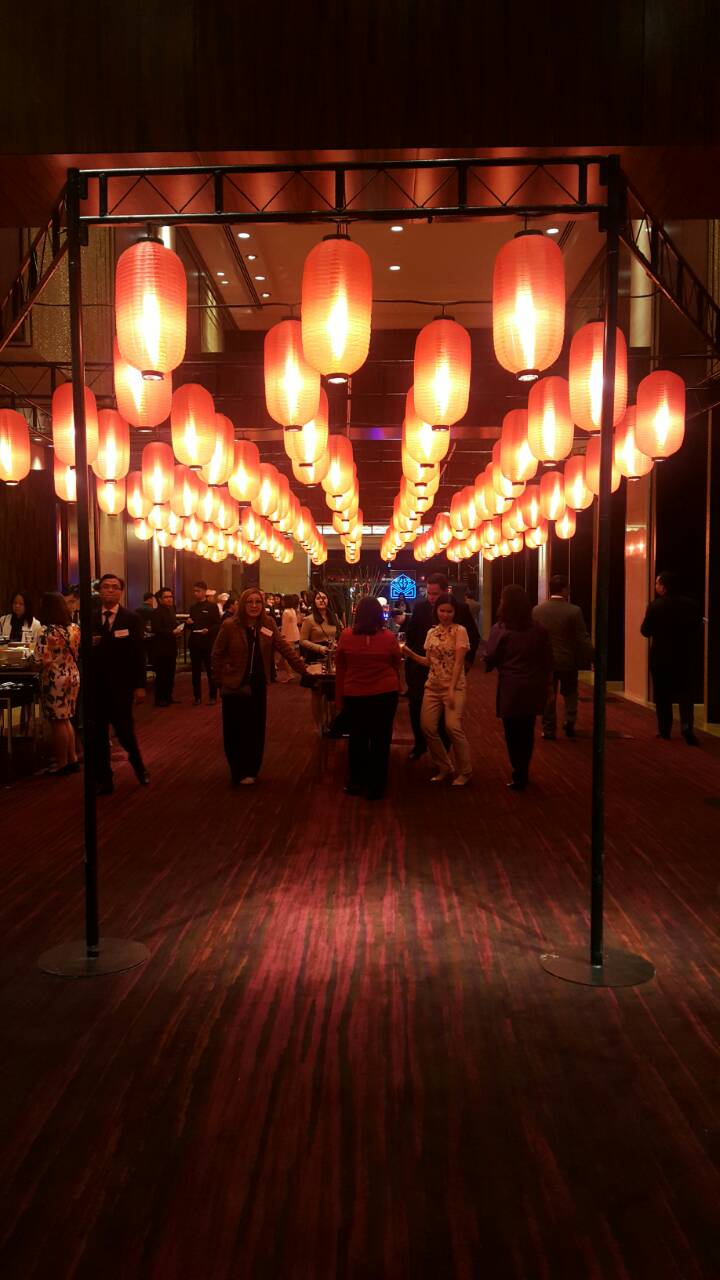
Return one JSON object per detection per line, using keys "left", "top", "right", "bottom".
{"left": 114, "top": 629, "right": 130, "bottom": 638}
{"left": 260, "top": 627, "right": 273, "bottom": 637}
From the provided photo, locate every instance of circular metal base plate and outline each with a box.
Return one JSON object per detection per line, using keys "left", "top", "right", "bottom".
{"left": 38, "top": 938, "right": 149, "bottom": 978}
{"left": 540, "top": 948, "right": 655, "bottom": 988}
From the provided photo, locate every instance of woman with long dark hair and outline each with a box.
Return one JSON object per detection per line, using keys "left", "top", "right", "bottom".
{"left": 34, "top": 592, "right": 81, "bottom": 775}
{"left": 300, "top": 589, "right": 341, "bottom": 726}
{"left": 335, "top": 596, "right": 401, "bottom": 799}
{"left": 485, "top": 585, "right": 552, "bottom": 790}
{"left": 211, "top": 588, "right": 309, "bottom": 786}
{"left": 0, "top": 590, "right": 41, "bottom": 645}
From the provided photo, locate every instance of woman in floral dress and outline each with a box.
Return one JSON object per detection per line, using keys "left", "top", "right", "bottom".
{"left": 35, "top": 592, "right": 81, "bottom": 775}
{"left": 402, "top": 592, "right": 472, "bottom": 786}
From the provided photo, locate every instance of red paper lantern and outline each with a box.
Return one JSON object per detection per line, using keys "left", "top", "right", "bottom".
{"left": 539, "top": 469, "right": 566, "bottom": 521}
{"left": 54, "top": 458, "right": 77, "bottom": 502}
{"left": 321, "top": 435, "right": 355, "bottom": 496}
{"left": 52, "top": 382, "right": 99, "bottom": 466}
{"left": 92, "top": 409, "right": 130, "bottom": 481}
{"left": 148, "top": 503, "right": 170, "bottom": 531}
{"left": 492, "top": 232, "right": 565, "bottom": 380}
{"left": 228, "top": 440, "right": 261, "bottom": 503}
{"left": 527, "top": 376, "right": 573, "bottom": 463}
{"left": 251, "top": 463, "right": 281, "bottom": 518}
{"left": 325, "top": 479, "right": 358, "bottom": 514}
{"left": 563, "top": 455, "right": 594, "bottom": 510}
{"left": 499, "top": 409, "right": 539, "bottom": 484}
{"left": 141, "top": 441, "right": 174, "bottom": 504}
{"left": 519, "top": 484, "right": 542, "bottom": 529}
{"left": 264, "top": 319, "right": 321, "bottom": 428}
{"left": 403, "top": 388, "right": 450, "bottom": 465}
{"left": 133, "top": 518, "right": 154, "bottom": 542}
{"left": 113, "top": 338, "right": 172, "bottom": 428}
{"left": 115, "top": 237, "right": 186, "bottom": 377}
{"left": 170, "top": 464, "right": 201, "bottom": 518}
{"left": 569, "top": 322, "right": 628, "bottom": 432}
{"left": 96, "top": 476, "right": 126, "bottom": 516}
{"left": 285, "top": 387, "right": 329, "bottom": 469}
{"left": 126, "top": 470, "right": 151, "bottom": 519}
{"left": 201, "top": 414, "right": 236, "bottom": 486}
{"left": 614, "top": 407, "right": 653, "bottom": 480}
{"left": 413, "top": 318, "right": 471, "bottom": 426}
{"left": 554, "top": 508, "right": 577, "bottom": 540}
{"left": 291, "top": 452, "right": 330, "bottom": 487}
{"left": 585, "top": 436, "right": 621, "bottom": 495}
{"left": 0, "top": 409, "right": 31, "bottom": 484}
{"left": 491, "top": 442, "right": 524, "bottom": 499}
{"left": 171, "top": 384, "right": 216, "bottom": 468}
{"left": 301, "top": 235, "right": 372, "bottom": 379}
{"left": 635, "top": 371, "right": 685, "bottom": 460}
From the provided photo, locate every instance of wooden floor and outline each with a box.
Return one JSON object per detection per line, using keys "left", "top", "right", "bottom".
{"left": 1, "top": 667, "right": 719, "bottom": 1279}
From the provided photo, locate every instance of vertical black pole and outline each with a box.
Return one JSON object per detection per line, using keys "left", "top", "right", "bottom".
{"left": 590, "top": 156, "right": 623, "bottom": 968}
{"left": 67, "top": 168, "right": 100, "bottom": 959}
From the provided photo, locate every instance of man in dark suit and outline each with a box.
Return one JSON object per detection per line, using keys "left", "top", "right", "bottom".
{"left": 187, "top": 580, "right": 221, "bottom": 705}
{"left": 404, "top": 571, "right": 480, "bottom": 759}
{"left": 533, "top": 574, "right": 593, "bottom": 740}
{"left": 91, "top": 573, "right": 149, "bottom": 795}
{"left": 640, "top": 569, "right": 703, "bottom": 745}
{"left": 151, "top": 586, "right": 184, "bottom": 705}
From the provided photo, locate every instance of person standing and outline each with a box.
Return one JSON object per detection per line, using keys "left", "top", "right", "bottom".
{"left": 486, "top": 585, "right": 553, "bottom": 791}
{"left": 34, "top": 592, "right": 80, "bottom": 775}
{"left": 532, "top": 574, "right": 593, "bottom": 740}
{"left": 464, "top": 584, "right": 481, "bottom": 629}
{"left": 403, "top": 593, "right": 472, "bottom": 785}
{"left": 277, "top": 593, "right": 301, "bottom": 682}
{"left": 135, "top": 591, "right": 156, "bottom": 630}
{"left": 151, "top": 587, "right": 184, "bottom": 706}
{"left": 187, "top": 580, "right": 221, "bottom": 705}
{"left": 1, "top": 590, "right": 42, "bottom": 645}
{"left": 300, "top": 590, "right": 341, "bottom": 728}
{"left": 91, "top": 573, "right": 149, "bottom": 795}
{"left": 211, "top": 588, "right": 309, "bottom": 786}
{"left": 404, "top": 572, "right": 479, "bottom": 760}
{"left": 335, "top": 596, "right": 401, "bottom": 799}
{"left": 640, "top": 570, "right": 704, "bottom": 745}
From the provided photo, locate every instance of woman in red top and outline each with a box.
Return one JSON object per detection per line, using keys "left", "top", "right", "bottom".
{"left": 335, "top": 596, "right": 402, "bottom": 799}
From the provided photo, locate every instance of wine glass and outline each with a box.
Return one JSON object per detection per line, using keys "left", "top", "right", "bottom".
{"left": 397, "top": 631, "right": 406, "bottom": 650}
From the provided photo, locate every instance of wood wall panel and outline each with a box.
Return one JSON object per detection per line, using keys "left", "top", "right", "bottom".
{"left": 0, "top": 470, "right": 58, "bottom": 613}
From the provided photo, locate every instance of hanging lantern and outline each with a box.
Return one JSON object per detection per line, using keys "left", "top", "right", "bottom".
{"left": 492, "top": 231, "right": 565, "bottom": 381}
{"left": 539, "top": 469, "right": 566, "bottom": 521}
{"left": 402, "top": 451, "right": 438, "bottom": 487}
{"left": 200, "top": 414, "right": 235, "bottom": 486}
{"left": 326, "top": 479, "right": 358, "bottom": 514}
{"left": 0, "top": 409, "right": 31, "bottom": 484}
{"left": 614, "top": 406, "right": 653, "bottom": 480}
{"left": 285, "top": 387, "right": 329, "bottom": 467}
{"left": 525, "top": 519, "right": 549, "bottom": 548}
{"left": 527, "top": 376, "right": 574, "bottom": 463}
{"left": 170, "top": 464, "right": 201, "bottom": 518}
{"left": 171, "top": 383, "right": 216, "bottom": 468}
{"left": 491, "top": 451, "right": 524, "bottom": 501}
{"left": 403, "top": 388, "right": 450, "bottom": 466}
{"left": 215, "top": 489, "right": 240, "bottom": 531}
{"left": 133, "top": 518, "right": 154, "bottom": 541}
{"left": 148, "top": 503, "right": 171, "bottom": 531}
{"left": 184, "top": 513, "right": 205, "bottom": 543}
{"left": 115, "top": 237, "right": 186, "bottom": 378}
{"left": 292, "top": 451, "right": 330, "bottom": 487}
{"left": 96, "top": 476, "right": 126, "bottom": 515}
{"left": 413, "top": 317, "right": 471, "bottom": 426}
{"left": 569, "top": 322, "right": 628, "bottom": 432}
{"left": 431, "top": 512, "right": 452, "bottom": 548}
{"left": 52, "top": 382, "right": 99, "bottom": 466}
{"left": 519, "top": 483, "right": 542, "bottom": 528}
{"left": 126, "top": 470, "right": 151, "bottom": 519}
{"left": 251, "top": 463, "right": 281, "bottom": 518}
{"left": 227, "top": 439, "right": 261, "bottom": 502}
{"left": 564, "top": 455, "right": 594, "bottom": 510}
{"left": 53, "top": 458, "right": 76, "bottom": 502}
{"left": 499, "top": 410, "right": 539, "bottom": 484}
{"left": 198, "top": 482, "right": 218, "bottom": 525}
{"left": 555, "top": 508, "right": 577, "bottom": 540}
{"left": 113, "top": 338, "right": 172, "bottom": 428}
{"left": 301, "top": 234, "right": 372, "bottom": 379}
{"left": 269, "top": 473, "right": 291, "bottom": 524}
{"left": 92, "top": 409, "right": 130, "bottom": 481}
{"left": 321, "top": 435, "right": 355, "bottom": 496}
{"left": 171, "top": 532, "right": 185, "bottom": 551}
{"left": 264, "top": 319, "right": 321, "bottom": 428}
{"left": 166, "top": 510, "right": 183, "bottom": 535}
{"left": 635, "top": 370, "right": 685, "bottom": 460}
{"left": 476, "top": 470, "right": 510, "bottom": 518}
{"left": 141, "top": 441, "right": 174, "bottom": 504}
{"left": 585, "top": 436, "right": 621, "bottom": 495}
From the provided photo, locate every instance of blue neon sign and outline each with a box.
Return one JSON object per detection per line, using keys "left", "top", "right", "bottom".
{"left": 389, "top": 573, "right": 417, "bottom": 601}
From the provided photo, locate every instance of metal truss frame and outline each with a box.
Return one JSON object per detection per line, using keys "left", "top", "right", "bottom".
{"left": 0, "top": 189, "right": 68, "bottom": 353}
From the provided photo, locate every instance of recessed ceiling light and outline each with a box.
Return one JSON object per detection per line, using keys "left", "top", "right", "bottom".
{"left": 216, "top": 271, "right": 225, "bottom": 276}
{"left": 546, "top": 227, "right": 560, "bottom": 235}
{"left": 221, "top": 280, "right": 229, "bottom": 285}
{"left": 389, "top": 264, "right": 401, "bottom": 271}
{"left": 261, "top": 292, "right": 270, "bottom": 298}
{"left": 247, "top": 254, "right": 257, "bottom": 261}
{"left": 237, "top": 231, "right": 250, "bottom": 239}
{"left": 390, "top": 225, "right": 404, "bottom": 232}
{"left": 254, "top": 275, "right": 266, "bottom": 281}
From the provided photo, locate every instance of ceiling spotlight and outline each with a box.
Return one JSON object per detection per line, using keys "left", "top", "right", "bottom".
{"left": 217, "top": 271, "right": 225, "bottom": 276}
{"left": 546, "top": 227, "right": 560, "bottom": 236}
{"left": 237, "top": 232, "right": 250, "bottom": 239}
{"left": 247, "top": 254, "right": 257, "bottom": 261}
{"left": 389, "top": 264, "right": 401, "bottom": 272}
{"left": 390, "top": 225, "right": 404, "bottom": 232}
{"left": 254, "top": 275, "right": 266, "bottom": 281}
{"left": 261, "top": 292, "right": 270, "bottom": 298}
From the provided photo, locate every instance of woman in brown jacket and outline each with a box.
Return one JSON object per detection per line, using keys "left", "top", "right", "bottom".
{"left": 211, "top": 587, "right": 309, "bottom": 786}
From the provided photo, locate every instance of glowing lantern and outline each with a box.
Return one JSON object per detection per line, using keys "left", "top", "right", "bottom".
{"left": 614, "top": 406, "right": 653, "bottom": 480}
{"left": 201, "top": 414, "right": 235, "bottom": 486}
{"left": 269, "top": 473, "right": 291, "bottom": 524}
{"left": 476, "top": 471, "right": 510, "bottom": 518}
{"left": 156, "top": 529, "right": 173, "bottom": 548}
{"left": 171, "top": 532, "right": 185, "bottom": 551}
{"left": 264, "top": 319, "right": 320, "bottom": 428}
{"left": 525, "top": 519, "right": 549, "bottom": 548}
{"left": 519, "top": 483, "right": 541, "bottom": 528}
{"left": 198, "top": 482, "right": 218, "bottom": 524}
{"left": 403, "top": 389, "right": 450, "bottom": 466}
{"left": 539, "top": 469, "right": 566, "bottom": 520}
{"left": 142, "top": 442, "right": 174, "bottom": 504}
{"left": 585, "top": 436, "right": 621, "bottom": 495}
{"left": 115, "top": 237, "right": 186, "bottom": 377}
{"left": 564, "top": 455, "right": 594, "bottom": 510}
{"left": 171, "top": 383, "right": 216, "bottom": 468}
{"left": 492, "top": 232, "right": 565, "bottom": 380}
{"left": 500, "top": 410, "right": 539, "bottom": 484}
{"left": 241, "top": 505, "right": 264, "bottom": 545}
{"left": 555, "top": 508, "right": 577, "bottom": 539}
{"left": 301, "top": 234, "right": 372, "bottom": 379}
{"left": 251, "top": 464, "right": 281, "bottom": 518}
{"left": 96, "top": 476, "right": 126, "bottom": 515}
{"left": 126, "top": 471, "right": 151, "bottom": 519}
{"left": 147, "top": 503, "right": 170, "bottom": 531}
{"left": 216, "top": 489, "right": 240, "bottom": 531}
{"left": 228, "top": 439, "right": 261, "bottom": 502}
{"left": 326, "top": 480, "right": 358, "bottom": 514}
{"left": 413, "top": 318, "right": 471, "bottom": 426}
{"left": 491, "top": 442, "right": 524, "bottom": 499}
{"left": 170, "top": 464, "right": 201, "bottom": 517}
{"left": 569, "top": 322, "right": 628, "bottom": 432}
{"left": 292, "top": 451, "right": 330, "bottom": 486}
{"left": 430, "top": 512, "right": 452, "bottom": 549}
{"left": 167, "top": 510, "right": 183, "bottom": 535}
{"left": 635, "top": 370, "right": 685, "bottom": 460}
{"left": 133, "top": 518, "right": 154, "bottom": 541}
{"left": 286, "top": 387, "right": 329, "bottom": 467}
{"left": 321, "top": 435, "right": 355, "bottom": 496}
{"left": 184, "top": 513, "right": 205, "bottom": 543}
{"left": 53, "top": 458, "right": 76, "bottom": 502}
{"left": 92, "top": 409, "right": 130, "bottom": 481}
{"left": 527, "top": 376, "right": 573, "bottom": 463}
{"left": 52, "top": 382, "right": 99, "bottom": 466}
{"left": 294, "top": 506, "right": 314, "bottom": 546}
{"left": 0, "top": 409, "right": 31, "bottom": 484}
{"left": 113, "top": 338, "right": 171, "bottom": 428}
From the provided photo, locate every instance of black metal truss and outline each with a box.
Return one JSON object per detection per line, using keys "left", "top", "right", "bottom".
{"left": 0, "top": 189, "right": 68, "bottom": 352}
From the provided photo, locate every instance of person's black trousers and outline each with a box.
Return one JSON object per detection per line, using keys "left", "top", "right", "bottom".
{"left": 502, "top": 714, "right": 536, "bottom": 784}
{"left": 190, "top": 642, "right": 216, "bottom": 701}
{"left": 343, "top": 691, "right": 399, "bottom": 797}
{"left": 154, "top": 651, "right": 176, "bottom": 704}
{"left": 94, "top": 694, "right": 145, "bottom": 785}
{"left": 652, "top": 669, "right": 695, "bottom": 738}
{"left": 221, "top": 685, "right": 267, "bottom": 781}
{"left": 406, "top": 666, "right": 449, "bottom": 753}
